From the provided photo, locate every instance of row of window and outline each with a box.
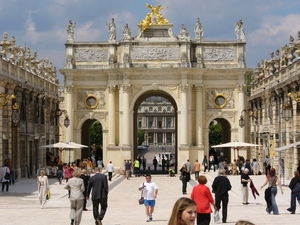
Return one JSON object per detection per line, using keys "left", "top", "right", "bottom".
{"left": 138, "top": 106, "right": 172, "bottom": 112}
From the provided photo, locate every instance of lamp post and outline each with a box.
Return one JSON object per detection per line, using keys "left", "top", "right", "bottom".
{"left": 12, "top": 103, "right": 20, "bottom": 126}
{"left": 56, "top": 108, "right": 70, "bottom": 128}
{"left": 282, "top": 101, "right": 292, "bottom": 121}
{"left": 239, "top": 109, "right": 258, "bottom": 128}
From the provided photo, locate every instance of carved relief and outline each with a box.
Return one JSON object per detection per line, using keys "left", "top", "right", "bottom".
{"left": 75, "top": 49, "right": 108, "bottom": 62}
{"left": 203, "top": 48, "right": 236, "bottom": 61}
{"left": 205, "top": 89, "right": 235, "bottom": 109}
{"left": 132, "top": 47, "right": 180, "bottom": 60}
{"left": 77, "top": 90, "right": 106, "bottom": 110}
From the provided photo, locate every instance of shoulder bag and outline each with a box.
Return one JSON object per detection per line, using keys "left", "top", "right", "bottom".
{"left": 138, "top": 182, "right": 144, "bottom": 205}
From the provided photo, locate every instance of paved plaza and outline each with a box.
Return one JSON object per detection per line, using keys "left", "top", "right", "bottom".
{"left": 0, "top": 170, "right": 299, "bottom": 225}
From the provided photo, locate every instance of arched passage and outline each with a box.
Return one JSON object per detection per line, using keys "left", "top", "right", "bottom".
{"left": 133, "top": 90, "right": 178, "bottom": 174}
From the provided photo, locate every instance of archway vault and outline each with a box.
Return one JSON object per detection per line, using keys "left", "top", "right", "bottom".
{"left": 132, "top": 89, "right": 178, "bottom": 173}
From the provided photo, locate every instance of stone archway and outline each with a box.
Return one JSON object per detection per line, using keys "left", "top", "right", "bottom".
{"left": 133, "top": 90, "right": 178, "bottom": 173}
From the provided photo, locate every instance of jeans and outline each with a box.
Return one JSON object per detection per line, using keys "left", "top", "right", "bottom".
{"left": 182, "top": 177, "right": 187, "bottom": 193}
{"left": 2, "top": 181, "right": 9, "bottom": 192}
{"left": 288, "top": 192, "right": 300, "bottom": 213}
{"left": 269, "top": 187, "right": 279, "bottom": 214}
{"left": 195, "top": 171, "right": 199, "bottom": 180}
{"left": 57, "top": 170, "right": 63, "bottom": 183}
{"left": 10, "top": 170, "right": 15, "bottom": 185}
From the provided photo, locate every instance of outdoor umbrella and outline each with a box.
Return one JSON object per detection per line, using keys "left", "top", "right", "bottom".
{"left": 66, "top": 141, "right": 88, "bottom": 148}
{"left": 39, "top": 142, "right": 77, "bottom": 149}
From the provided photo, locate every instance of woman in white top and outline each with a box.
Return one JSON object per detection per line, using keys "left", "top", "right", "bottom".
{"left": 37, "top": 169, "right": 49, "bottom": 208}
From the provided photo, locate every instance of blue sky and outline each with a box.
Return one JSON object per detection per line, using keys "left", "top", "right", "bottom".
{"left": 1, "top": 0, "right": 300, "bottom": 84}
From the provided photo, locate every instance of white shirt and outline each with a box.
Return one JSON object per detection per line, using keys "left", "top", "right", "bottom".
{"left": 140, "top": 181, "right": 158, "bottom": 200}
{"left": 106, "top": 163, "right": 114, "bottom": 172}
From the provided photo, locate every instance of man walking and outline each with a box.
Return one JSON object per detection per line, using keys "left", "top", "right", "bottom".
{"left": 79, "top": 169, "right": 90, "bottom": 211}
{"left": 241, "top": 168, "right": 251, "bottom": 205}
{"left": 138, "top": 174, "right": 158, "bottom": 222}
{"left": 263, "top": 155, "right": 271, "bottom": 175}
{"left": 193, "top": 159, "right": 200, "bottom": 180}
{"left": 212, "top": 169, "right": 232, "bottom": 223}
{"left": 86, "top": 167, "right": 108, "bottom": 225}
{"left": 287, "top": 171, "right": 300, "bottom": 214}
{"left": 106, "top": 161, "right": 114, "bottom": 181}
{"left": 185, "top": 159, "right": 192, "bottom": 173}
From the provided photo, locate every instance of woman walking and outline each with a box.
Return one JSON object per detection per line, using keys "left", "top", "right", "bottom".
{"left": 168, "top": 197, "right": 197, "bottom": 225}
{"left": 191, "top": 175, "right": 216, "bottom": 225}
{"left": 260, "top": 168, "right": 283, "bottom": 215}
{"left": 65, "top": 169, "right": 85, "bottom": 225}
{"left": 37, "top": 169, "right": 49, "bottom": 209}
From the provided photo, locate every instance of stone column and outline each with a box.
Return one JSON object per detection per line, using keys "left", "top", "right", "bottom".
{"left": 237, "top": 85, "right": 245, "bottom": 142}
{"left": 65, "top": 85, "right": 74, "bottom": 160}
{"left": 195, "top": 84, "right": 203, "bottom": 146}
{"left": 121, "top": 84, "right": 131, "bottom": 146}
{"left": 108, "top": 85, "right": 116, "bottom": 146}
{"left": 180, "top": 84, "right": 188, "bottom": 146}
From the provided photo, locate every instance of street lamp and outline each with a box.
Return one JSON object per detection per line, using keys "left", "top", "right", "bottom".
{"left": 56, "top": 108, "right": 70, "bottom": 128}
{"left": 282, "top": 101, "right": 292, "bottom": 122}
{"left": 12, "top": 102, "right": 20, "bottom": 126}
{"left": 239, "top": 109, "right": 258, "bottom": 128}
{"left": 288, "top": 91, "right": 300, "bottom": 104}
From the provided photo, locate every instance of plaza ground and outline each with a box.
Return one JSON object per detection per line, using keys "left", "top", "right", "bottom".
{"left": 0, "top": 170, "right": 299, "bottom": 225}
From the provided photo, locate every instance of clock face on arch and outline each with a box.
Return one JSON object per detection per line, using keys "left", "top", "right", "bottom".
{"left": 84, "top": 94, "right": 99, "bottom": 109}
{"left": 213, "top": 94, "right": 227, "bottom": 109}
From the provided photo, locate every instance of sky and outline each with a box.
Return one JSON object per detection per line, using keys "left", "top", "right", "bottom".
{"left": 1, "top": 0, "right": 300, "bottom": 85}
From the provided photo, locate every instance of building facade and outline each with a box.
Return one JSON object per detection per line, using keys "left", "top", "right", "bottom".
{"left": 0, "top": 32, "right": 60, "bottom": 179}
{"left": 137, "top": 96, "right": 176, "bottom": 147}
{"left": 59, "top": 7, "right": 251, "bottom": 172}
{"left": 249, "top": 31, "right": 300, "bottom": 179}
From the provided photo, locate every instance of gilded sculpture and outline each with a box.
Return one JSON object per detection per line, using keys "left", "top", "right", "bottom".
{"left": 139, "top": 3, "right": 169, "bottom": 31}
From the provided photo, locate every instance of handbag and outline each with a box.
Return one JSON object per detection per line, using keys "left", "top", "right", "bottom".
{"left": 179, "top": 175, "right": 182, "bottom": 180}
{"left": 213, "top": 210, "right": 220, "bottom": 223}
{"left": 46, "top": 189, "right": 51, "bottom": 200}
{"left": 4, "top": 167, "right": 10, "bottom": 180}
{"left": 138, "top": 182, "right": 144, "bottom": 205}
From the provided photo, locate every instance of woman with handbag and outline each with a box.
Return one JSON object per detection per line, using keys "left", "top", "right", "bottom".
{"left": 260, "top": 168, "right": 283, "bottom": 215}
{"left": 37, "top": 169, "right": 49, "bottom": 209}
{"left": 180, "top": 164, "right": 190, "bottom": 195}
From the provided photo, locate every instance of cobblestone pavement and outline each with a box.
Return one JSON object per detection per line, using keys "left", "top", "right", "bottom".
{"left": 0, "top": 171, "right": 299, "bottom": 225}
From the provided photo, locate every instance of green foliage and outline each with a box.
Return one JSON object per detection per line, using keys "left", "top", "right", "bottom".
{"left": 209, "top": 121, "right": 222, "bottom": 145}
{"left": 90, "top": 121, "right": 103, "bottom": 159}
{"left": 137, "top": 129, "right": 145, "bottom": 145}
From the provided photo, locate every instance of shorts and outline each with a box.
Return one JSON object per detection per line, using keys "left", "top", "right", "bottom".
{"left": 144, "top": 199, "right": 156, "bottom": 207}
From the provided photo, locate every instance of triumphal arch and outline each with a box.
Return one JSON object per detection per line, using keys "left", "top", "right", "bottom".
{"left": 59, "top": 5, "right": 251, "bottom": 172}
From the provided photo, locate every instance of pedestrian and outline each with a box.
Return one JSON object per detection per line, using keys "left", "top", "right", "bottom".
{"left": 142, "top": 156, "right": 147, "bottom": 170}
{"left": 153, "top": 156, "right": 158, "bottom": 170}
{"left": 138, "top": 174, "right": 158, "bottom": 222}
{"left": 125, "top": 159, "right": 131, "bottom": 180}
{"left": 263, "top": 155, "right": 271, "bottom": 175}
{"left": 37, "top": 169, "right": 49, "bottom": 209}
{"left": 235, "top": 221, "right": 255, "bottom": 225}
{"left": 57, "top": 161, "right": 64, "bottom": 184}
{"left": 185, "top": 159, "right": 192, "bottom": 173}
{"left": 180, "top": 164, "right": 190, "bottom": 195}
{"left": 6, "top": 158, "right": 14, "bottom": 185}
{"left": 194, "top": 159, "right": 200, "bottom": 180}
{"left": 218, "top": 152, "right": 225, "bottom": 169}
{"left": 79, "top": 169, "right": 90, "bottom": 211}
{"left": 168, "top": 197, "right": 197, "bottom": 225}
{"left": 244, "top": 159, "right": 251, "bottom": 174}
{"left": 1, "top": 163, "right": 10, "bottom": 192}
{"left": 202, "top": 155, "right": 208, "bottom": 173}
{"left": 106, "top": 161, "right": 114, "bottom": 181}
{"left": 260, "top": 168, "right": 283, "bottom": 214}
{"left": 209, "top": 155, "right": 215, "bottom": 172}
{"left": 86, "top": 167, "right": 109, "bottom": 225}
{"left": 191, "top": 175, "right": 217, "bottom": 225}
{"left": 241, "top": 168, "right": 251, "bottom": 205}
{"left": 65, "top": 169, "right": 85, "bottom": 225}
{"left": 97, "top": 158, "right": 104, "bottom": 170}
{"left": 65, "top": 164, "right": 74, "bottom": 198}
{"left": 212, "top": 169, "right": 232, "bottom": 223}
{"left": 287, "top": 170, "right": 300, "bottom": 214}
{"left": 162, "top": 157, "right": 166, "bottom": 171}
{"left": 251, "top": 159, "right": 260, "bottom": 175}
{"left": 134, "top": 157, "right": 140, "bottom": 177}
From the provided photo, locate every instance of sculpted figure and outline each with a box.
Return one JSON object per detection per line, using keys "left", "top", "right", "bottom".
{"left": 107, "top": 18, "right": 116, "bottom": 41}
{"left": 0, "top": 32, "right": 11, "bottom": 59}
{"left": 178, "top": 24, "right": 190, "bottom": 41}
{"left": 17, "top": 46, "right": 26, "bottom": 67}
{"left": 234, "top": 20, "right": 246, "bottom": 41}
{"left": 139, "top": 3, "right": 168, "bottom": 31}
{"left": 194, "top": 18, "right": 203, "bottom": 42}
{"left": 280, "top": 45, "right": 288, "bottom": 67}
{"left": 121, "top": 23, "right": 131, "bottom": 41}
{"left": 67, "top": 20, "right": 76, "bottom": 42}
{"left": 30, "top": 51, "right": 41, "bottom": 74}
{"left": 8, "top": 36, "right": 18, "bottom": 63}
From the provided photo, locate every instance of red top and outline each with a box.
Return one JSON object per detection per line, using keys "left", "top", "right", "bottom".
{"left": 191, "top": 184, "right": 214, "bottom": 214}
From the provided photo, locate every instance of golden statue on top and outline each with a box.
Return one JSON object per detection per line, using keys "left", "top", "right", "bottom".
{"left": 139, "top": 3, "right": 169, "bottom": 31}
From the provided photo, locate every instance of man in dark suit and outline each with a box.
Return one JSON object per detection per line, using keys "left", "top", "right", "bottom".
{"left": 86, "top": 167, "right": 108, "bottom": 225}
{"left": 80, "top": 169, "right": 90, "bottom": 211}
{"left": 212, "top": 169, "right": 232, "bottom": 223}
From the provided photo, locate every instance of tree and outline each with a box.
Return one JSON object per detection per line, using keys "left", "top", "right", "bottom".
{"left": 90, "top": 121, "right": 103, "bottom": 159}
{"left": 209, "top": 121, "right": 222, "bottom": 146}
{"left": 137, "top": 129, "right": 145, "bottom": 145}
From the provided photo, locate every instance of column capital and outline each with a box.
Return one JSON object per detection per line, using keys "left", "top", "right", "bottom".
{"left": 122, "top": 84, "right": 131, "bottom": 93}
{"left": 194, "top": 84, "right": 203, "bottom": 92}
{"left": 180, "top": 84, "right": 189, "bottom": 93}
{"left": 65, "top": 85, "right": 74, "bottom": 94}
{"left": 107, "top": 85, "right": 116, "bottom": 93}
